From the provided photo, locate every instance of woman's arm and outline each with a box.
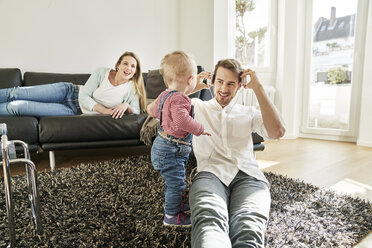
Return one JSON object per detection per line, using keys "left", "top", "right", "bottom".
{"left": 110, "top": 82, "right": 141, "bottom": 119}
{"left": 79, "top": 67, "right": 108, "bottom": 112}
{"left": 93, "top": 104, "right": 114, "bottom": 115}
{"left": 110, "top": 102, "right": 135, "bottom": 119}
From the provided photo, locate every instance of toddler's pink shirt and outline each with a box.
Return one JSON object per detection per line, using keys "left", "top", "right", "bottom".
{"left": 152, "top": 90, "right": 204, "bottom": 139}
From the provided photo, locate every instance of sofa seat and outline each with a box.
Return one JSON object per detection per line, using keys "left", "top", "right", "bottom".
{"left": 39, "top": 114, "right": 147, "bottom": 151}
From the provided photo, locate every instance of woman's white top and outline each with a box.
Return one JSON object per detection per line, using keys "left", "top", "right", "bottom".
{"left": 79, "top": 67, "right": 140, "bottom": 114}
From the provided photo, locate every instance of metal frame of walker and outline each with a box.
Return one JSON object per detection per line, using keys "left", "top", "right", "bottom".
{"left": 1, "top": 123, "right": 42, "bottom": 247}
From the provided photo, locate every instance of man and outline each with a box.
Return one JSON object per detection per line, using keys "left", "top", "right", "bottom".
{"left": 190, "top": 59, "right": 285, "bottom": 247}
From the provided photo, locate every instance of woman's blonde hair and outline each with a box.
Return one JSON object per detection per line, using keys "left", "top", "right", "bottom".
{"left": 115, "top": 51, "right": 147, "bottom": 113}
{"left": 160, "top": 51, "right": 196, "bottom": 86}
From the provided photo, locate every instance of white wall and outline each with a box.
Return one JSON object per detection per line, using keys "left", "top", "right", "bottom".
{"left": 178, "top": 0, "right": 242, "bottom": 71}
{"left": 179, "top": 0, "right": 214, "bottom": 71}
{"left": 0, "top": 0, "right": 179, "bottom": 73}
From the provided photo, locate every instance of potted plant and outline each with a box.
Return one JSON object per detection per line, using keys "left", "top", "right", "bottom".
{"left": 327, "top": 67, "right": 348, "bottom": 84}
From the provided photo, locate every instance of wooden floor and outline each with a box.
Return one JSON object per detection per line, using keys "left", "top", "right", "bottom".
{"left": 257, "top": 138, "right": 372, "bottom": 190}
{"left": 2, "top": 138, "right": 372, "bottom": 246}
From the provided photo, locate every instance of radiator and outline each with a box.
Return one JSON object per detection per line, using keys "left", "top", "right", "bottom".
{"left": 235, "top": 86, "right": 276, "bottom": 109}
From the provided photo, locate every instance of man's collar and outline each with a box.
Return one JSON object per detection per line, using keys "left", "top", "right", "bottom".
{"left": 211, "top": 98, "right": 235, "bottom": 112}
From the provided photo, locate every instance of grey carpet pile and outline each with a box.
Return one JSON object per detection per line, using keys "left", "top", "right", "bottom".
{"left": 1, "top": 155, "right": 371, "bottom": 247}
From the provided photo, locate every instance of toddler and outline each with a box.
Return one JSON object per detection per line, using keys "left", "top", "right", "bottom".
{"left": 147, "top": 51, "right": 210, "bottom": 227}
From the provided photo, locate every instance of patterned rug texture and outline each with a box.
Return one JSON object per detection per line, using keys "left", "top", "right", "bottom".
{"left": 1, "top": 155, "right": 371, "bottom": 247}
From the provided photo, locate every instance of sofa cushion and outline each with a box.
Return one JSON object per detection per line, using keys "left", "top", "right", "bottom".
{"left": 0, "top": 68, "right": 22, "bottom": 88}
{"left": 0, "top": 117, "right": 39, "bottom": 152}
{"left": 24, "top": 72, "right": 91, "bottom": 86}
{"left": 145, "top": 69, "right": 166, "bottom": 99}
{"left": 252, "top": 132, "right": 265, "bottom": 151}
{"left": 199, "top": 87, "right": 213, "bottom": 101}
{"left": 39, "top": 114, "right": 147, "bottom": 146}
{"left": 145, "top": 66, "right": 207, "bottom": 100}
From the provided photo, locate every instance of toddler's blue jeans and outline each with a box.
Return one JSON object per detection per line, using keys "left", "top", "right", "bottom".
{"left": 151, "top": 134, "right": 192, "bottom": 216}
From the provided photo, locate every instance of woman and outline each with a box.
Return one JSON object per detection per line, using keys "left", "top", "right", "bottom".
{"left": 0, "top": 51, "right": 147, "bottom": 119}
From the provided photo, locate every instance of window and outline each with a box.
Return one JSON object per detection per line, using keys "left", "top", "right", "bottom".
{"left": 234, "top": 0, "right": 276, "bottom": 70}
{"left": 301, "top": 0, "right": 368, "bottom": 140}
{"left": 308, "top": 2, "right": 356, "bottom": 131}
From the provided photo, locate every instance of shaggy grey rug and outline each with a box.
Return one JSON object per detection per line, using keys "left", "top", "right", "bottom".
{"left": 1, "top": 155, "right": 371, "bottom": 247}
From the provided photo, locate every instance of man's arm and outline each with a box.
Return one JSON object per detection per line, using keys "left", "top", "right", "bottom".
{"left": 242, "top": 69, "right": 286, "bottom": 139}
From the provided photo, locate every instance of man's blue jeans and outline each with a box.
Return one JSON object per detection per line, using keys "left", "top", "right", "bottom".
{"left": 189, "top": 171, "right": 271, "bottom": 248}
{"left": 151, "top": 135, "right": 192, "bottom": 215}
{"left": 0, "top": 82, "right": 80, "bottom": 117}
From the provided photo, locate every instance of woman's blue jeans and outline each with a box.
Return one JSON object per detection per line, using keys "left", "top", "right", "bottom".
{"left": 0, "top": 82, "right": 81, "bottom": 117}
{"left": 189, "top": 171, "right": 271, "bottom": 248}
{"left": 151, "top": 135, "right": 192, "bottom": 216}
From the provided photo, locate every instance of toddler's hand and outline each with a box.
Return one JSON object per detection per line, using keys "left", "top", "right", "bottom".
{"left": 202, "top": 131, "right": 211, "bottom": 136}
{"left": 197, "top": 71, "right": 212, "bottom": 86}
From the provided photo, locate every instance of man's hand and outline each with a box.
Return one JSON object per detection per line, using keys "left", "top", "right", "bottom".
{"left": 240, "top": 69, "right": 261, "bottom": 90}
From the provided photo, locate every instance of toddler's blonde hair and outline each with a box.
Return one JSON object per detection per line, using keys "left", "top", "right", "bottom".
{"left": 160, "top": 51, "right": 196, "bottom": 87}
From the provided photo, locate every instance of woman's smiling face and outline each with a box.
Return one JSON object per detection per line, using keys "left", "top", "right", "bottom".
{"left": 117, "top": 56, "right": 137, "bottom": 80}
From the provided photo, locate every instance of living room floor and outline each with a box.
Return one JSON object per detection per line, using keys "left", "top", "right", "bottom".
{"left": 3, "top": 138, "right": 372, "bottom": 247}
{"left": 256, "top": 138, "right": 372, "bottom": 248}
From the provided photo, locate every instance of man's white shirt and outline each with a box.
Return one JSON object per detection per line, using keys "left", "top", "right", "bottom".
{"left": 191, "top": 97, "right": 270, "bottom": 187}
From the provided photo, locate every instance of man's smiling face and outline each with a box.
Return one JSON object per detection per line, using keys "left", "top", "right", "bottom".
{"left": 213, "top": 67, "right": 241, "bottom": 108}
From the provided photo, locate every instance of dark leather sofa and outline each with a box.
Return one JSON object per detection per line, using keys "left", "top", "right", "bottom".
{"left": 0, "top": 67, "right": 264, "bottom": 170}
